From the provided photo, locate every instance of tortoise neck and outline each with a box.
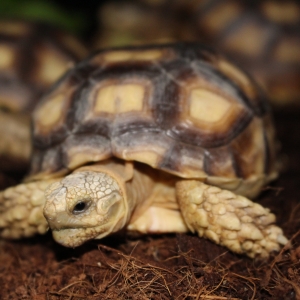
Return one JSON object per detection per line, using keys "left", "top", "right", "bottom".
{"left": 125, "top": 163, "right": 155, "bottom": 224}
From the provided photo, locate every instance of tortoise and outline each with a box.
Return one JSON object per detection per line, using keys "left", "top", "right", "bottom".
{"left": 0, "top": 19, "right": 87, "bottom": 171}
{"left": 0, "top": 43, "right": 287, "bottom": 258}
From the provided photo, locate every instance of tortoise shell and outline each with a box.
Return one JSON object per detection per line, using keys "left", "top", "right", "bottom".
{"left": 30, "top": 43, "right": 277, "bottom": 197}
{"left": 0, "top": 19, "right": 87, "bottom": 113}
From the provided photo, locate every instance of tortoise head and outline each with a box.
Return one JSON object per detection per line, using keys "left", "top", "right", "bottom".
{"left": 43, "top": 170, "right": 128, "bottom": 247}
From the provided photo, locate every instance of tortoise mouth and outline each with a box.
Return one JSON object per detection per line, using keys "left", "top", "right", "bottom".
{"left": 52, "top": 226, "right": 106, "bottom": 248}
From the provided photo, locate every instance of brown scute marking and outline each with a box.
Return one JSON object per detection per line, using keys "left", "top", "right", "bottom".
{"left": 217, "top": 59, "right": 254, "bottom": 98}
{"left": 158, "top": 143, "right": 207, "bottom": 178}
{"left": 30, "top": 145, "right": 65, "bottom": 178}
{"left": 197, "top": 1, "right": 243, "bottom": 35}
{"left": 261, "top": 1, "right": 300, "bottom": 24}
{"left": 218, "top": 60, "right": 251, "bottom": 89}
{"left": 168, "top": 109, "right": 250, "bottom": 154}
{"left": 33, "top": 124, "right": 70, "bottom": 151}
{"left": 78, "top": 77, "right": 154, "bottom": 131}
{"left": 0, "top": 45, "right": 15, "bottom": 70}
{"left": 28, "top": 148, "right": 44, "bottom": 177}
{"left": 33, "top": 76, "right": 78, "bottom": 145}
{"left": 71, "top": 72, "right": 158, "bottom": 138}
{"left": 230, "top": 117, "right": 266, "bottom": 179}
{"left": 112, "top": 130, "right": 170, "bottom": 169}
{"left": 149, "top": 70, "right": 181, "bottom": 130}
{"left": 112, "top": 120, "right": 159, "bottom": 139}
{"left": 72, "top": 117, "right": 112, "bottom": 138}
{"left": 204, "top": 146, "right": 238, "bottom": 178}
{"left": 217, "top": 58, "right": 268, "bottom": 116}
{"left": 63, "top": 134, "right": 112, "bottom": 170}
{"left": 67, "top": 63, "right": 99, "bottom": 89}
{"left": 170, "top": 74, "right": 252, "bottom": 148}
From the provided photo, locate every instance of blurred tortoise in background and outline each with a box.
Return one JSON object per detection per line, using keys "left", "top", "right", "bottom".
{"left": 0, "top": 43, "right": 287, "bottom": 258}
{"left": 94, "top": 0, "right": 300, "bottom": 105}
{"left": 0, "top": 19, "right": 87, "bottom": 173}
{"left": 186, "top": 0, "right": 300, "bottom": 105}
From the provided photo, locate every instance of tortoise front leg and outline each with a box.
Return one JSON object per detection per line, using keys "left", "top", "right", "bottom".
{"left": 0, "top": 179, "right": 58, "bottom": 239}
{"left": 176, "top": 180, "right": 288, "bottom": 258}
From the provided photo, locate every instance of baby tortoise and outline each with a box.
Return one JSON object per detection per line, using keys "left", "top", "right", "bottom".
{"left": 0, "top": 19, "right": 87, "bottom": 171}
{"left": 0, "top": 43, "right": 287, "bottom": 258}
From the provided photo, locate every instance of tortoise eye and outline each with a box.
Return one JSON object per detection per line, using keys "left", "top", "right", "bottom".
{"left": 72, "top": 200, "right": 90, "bottom": 214}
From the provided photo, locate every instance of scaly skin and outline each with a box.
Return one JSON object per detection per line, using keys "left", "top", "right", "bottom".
{"left": 0, "top": 179, "right": 58, "bottom": 238}
{"left": 176, "top": 180, "right": 288, "bottom": 258}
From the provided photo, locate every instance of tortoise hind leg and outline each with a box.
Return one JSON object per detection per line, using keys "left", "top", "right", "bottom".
{"left": 176, "top": 180, "right": 288, "bottom": 258}
{"left": 0, "top": 179, "right": 58, "bottom": 239}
